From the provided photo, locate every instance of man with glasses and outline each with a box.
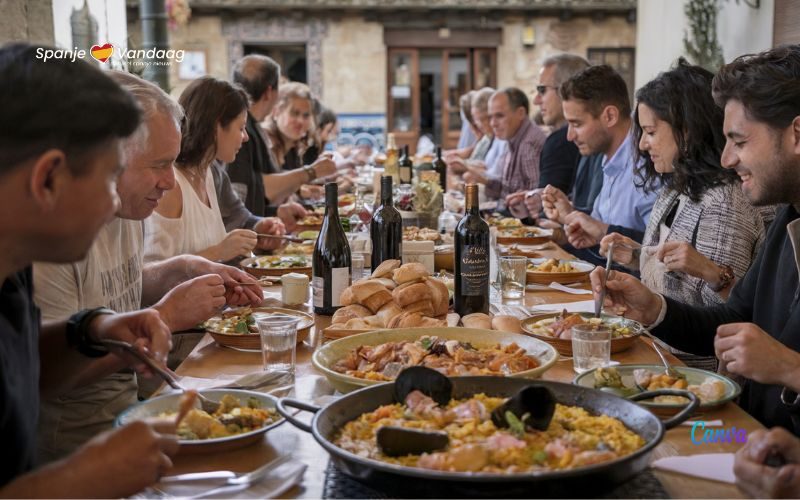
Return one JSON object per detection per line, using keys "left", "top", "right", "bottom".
{"left": 506, "top": 54, "right": 595, "bottom": 220}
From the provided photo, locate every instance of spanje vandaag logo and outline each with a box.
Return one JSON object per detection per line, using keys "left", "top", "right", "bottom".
{"left": 36, "top": 43, "right": 184, "bottom": 66}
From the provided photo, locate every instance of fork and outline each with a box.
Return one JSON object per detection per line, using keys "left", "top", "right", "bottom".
{"left": 100, "top": 339, "right": 221, "bottom": 413}
{"left": 188, "top": 455, "right": 291, "bottom": 499}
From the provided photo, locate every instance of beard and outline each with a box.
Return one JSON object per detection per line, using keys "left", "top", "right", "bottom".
{"left": 744, "top": 142, "right": 800, "bottom": 207}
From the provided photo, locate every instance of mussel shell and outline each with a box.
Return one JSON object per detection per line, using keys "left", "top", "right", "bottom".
{"left": 491, "top": 385, "right": 556, "bottom": 431}
{"left": 377, "top": 426, "right": 449, "bottom": 457}
{"left": 393, "top": 366, "right": 453, "bottom": 406}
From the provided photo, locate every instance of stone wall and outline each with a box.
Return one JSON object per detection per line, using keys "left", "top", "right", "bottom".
{"left": 0, "top": 0, "right": 54, "bottom": 45}
{"left": 321, "top": 17, "right": 385, "bottom": 113}
{"left": 498, "top": 15, "right": 636, "bottom": 91}
{"left": 127, "top": 15, "right": 229, "bottom": 98}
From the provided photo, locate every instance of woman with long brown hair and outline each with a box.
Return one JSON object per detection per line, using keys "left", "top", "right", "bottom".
{"left": 144, "top": 77, "right": 281, "bottom": 263}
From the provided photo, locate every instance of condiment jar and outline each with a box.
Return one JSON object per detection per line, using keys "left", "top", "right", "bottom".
{"left": 282, "top": 272, "right": 310, "bottom": 305}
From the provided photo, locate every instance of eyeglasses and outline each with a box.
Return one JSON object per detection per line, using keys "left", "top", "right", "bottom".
{"left": 535, "top": 85, "right": 558, "bottom": 96}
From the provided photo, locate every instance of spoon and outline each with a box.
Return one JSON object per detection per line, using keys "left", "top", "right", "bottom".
{"left": 641, "top": 330, "right": 682, "bottom": 378}
{"left": 595, "top": 241, "right": 614, "bottom": 318}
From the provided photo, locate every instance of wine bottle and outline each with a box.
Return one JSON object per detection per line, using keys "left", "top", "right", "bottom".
{"left": 370, "top": 176, "right": 402, "bottom": 269}
{"left": 432, "top": 146, "right": 447, "bottom": 192}
{"left": 384, "top": 133, "right": 400, "bottom": 184}
{"left": 454, "top": 183, "right": 490, "bottom": 315}
{"left": 313, "top": 182, "right": 352, "bottom": 315}
{"left": 399, "top": 145, "right": 413, "bottom": 185}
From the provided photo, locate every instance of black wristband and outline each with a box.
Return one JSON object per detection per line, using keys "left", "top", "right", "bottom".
{"left": 66, "top": 307, "right": 115, "bottom": 358}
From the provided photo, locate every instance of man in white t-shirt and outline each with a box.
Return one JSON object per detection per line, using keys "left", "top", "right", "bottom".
{"left": 33, "top": 71, "right": 263, "bottom": 462}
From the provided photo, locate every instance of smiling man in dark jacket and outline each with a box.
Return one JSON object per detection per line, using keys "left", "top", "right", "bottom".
{"left": 588, "top": 45, "right": 800, "bottom": 435}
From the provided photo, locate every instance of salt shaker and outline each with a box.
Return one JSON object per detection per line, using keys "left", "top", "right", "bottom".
{"left": 282, "top": 272, "right": 310, "bottom": 305}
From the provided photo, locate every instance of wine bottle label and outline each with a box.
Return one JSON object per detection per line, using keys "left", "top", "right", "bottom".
{"left": 460, "top": 245, "right": 489, "bottom": 296}
{"left": 312, "top": 276, "right": 324, "bottom": 308}
{"left": 331, "top": 267, "right": 350, "bottom": 307}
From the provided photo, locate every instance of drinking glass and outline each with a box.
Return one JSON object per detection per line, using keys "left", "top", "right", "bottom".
{"left": 571, "top": 324, "right": 611, "bottom": 374}
{"left": 351, "top": 253, "right": 365, "bottom": 282}
{"left": 499, "top": 255, "right": 527, "bottom": 299}
{"left": 258, "top": 316, "right": 300, "bottom": 374}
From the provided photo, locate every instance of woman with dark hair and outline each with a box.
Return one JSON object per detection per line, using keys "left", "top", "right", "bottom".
{"left": 600, "top": 59, "right": 773, "bottom": 369}
{"left": 302, "top": 104, "right": 338, "bottom": 165}
{"left": 144, "top": 77, "right": 271, "bottom": 263}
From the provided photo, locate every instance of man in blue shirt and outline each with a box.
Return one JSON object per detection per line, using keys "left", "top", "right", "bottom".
{"left": 542, "top": 65, "right": 660, "bottom": 264}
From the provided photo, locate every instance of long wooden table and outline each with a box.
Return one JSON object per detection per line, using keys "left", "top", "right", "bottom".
{"left": 164, "top": 244, "right": 760, "bottom": 498}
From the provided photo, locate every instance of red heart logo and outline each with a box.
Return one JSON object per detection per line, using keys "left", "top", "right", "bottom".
{"left": 90, "top": 43, "right": 114, "bottom": 63}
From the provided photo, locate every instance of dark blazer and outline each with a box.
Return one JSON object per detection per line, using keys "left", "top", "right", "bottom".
{"left": 226, "top": 112, "right": 277, "bottom": 217}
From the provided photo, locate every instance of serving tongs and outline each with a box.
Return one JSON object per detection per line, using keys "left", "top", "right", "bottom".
{"left": 100, "top": 338, "right": 220, "bottom": 413}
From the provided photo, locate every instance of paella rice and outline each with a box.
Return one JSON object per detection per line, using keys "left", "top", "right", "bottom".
{"left": 334, "top": 392, "right": 645, "bottom": 473}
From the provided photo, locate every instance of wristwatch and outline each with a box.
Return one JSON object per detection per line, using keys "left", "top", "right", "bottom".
{"left": 66, "top": 307, "right": 115, "bottom": 358}
{"left": 781, "top": 386, "right": 800, "bottom": 411}
{"left": 710, "top": 264, "right": 735, "bottom": 292}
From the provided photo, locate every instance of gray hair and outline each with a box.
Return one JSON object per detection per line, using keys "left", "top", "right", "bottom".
{"left": 542, "top": 53, "right": 591, "bottom": 87}
{"left": 107, "top": 71, "right": 183, "bottom": 156}
{"left": 471, "top": 87, "right": 495, "bottom": 114}
{"left": 232, "top": 54, "right": 281, "bottom": 101}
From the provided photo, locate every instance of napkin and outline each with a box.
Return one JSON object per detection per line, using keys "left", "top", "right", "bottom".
{"left": 651, "top": 453, "right": 735, "bottom": 484}
{"left": 530, "top": 300, "right": 596, "bottom": 313}
{"left": 547, "top": 282, "right": 593, "bottom": 295}
{"left": 172, "top": 371, "right": 295, "bottom": 394}
{"left": 144, "top": 457, "right": 307, "bottom": 499}
{"left": 679, "top": 419, "right": 724, "bottom": 428}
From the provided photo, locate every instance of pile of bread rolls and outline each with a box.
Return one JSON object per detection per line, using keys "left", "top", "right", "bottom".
{"left": 331, "top": 259, "right": 524, "bottom": 334}
{"left": 332, "top": 260, "right": 449, "bottom": 329}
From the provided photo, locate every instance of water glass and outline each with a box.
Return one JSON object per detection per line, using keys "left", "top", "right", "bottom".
{"left": 499, "top": 255, "right": 527, "bottom": 299}
{"left": 258, "top": 316, "right": 300, "bottom": 374}
{"left": 351, "top": 253, "right": 365, "bottom": 282}
{"left": 572, "top": 324, "right": 611, "bottom": 374}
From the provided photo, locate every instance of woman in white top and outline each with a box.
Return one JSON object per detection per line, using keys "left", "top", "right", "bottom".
{"left": 145, "top": 77, "right": 282, "bottom": 263}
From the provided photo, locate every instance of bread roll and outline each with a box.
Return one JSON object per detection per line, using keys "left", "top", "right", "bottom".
{"left": 343, "top": 318, "right": 370, "bottom": 329}
{"left": 388, "top": 311, "right": 426, "bottom": 329}
{"left": 461, "top": 312, "right": 492, "bottom": 330}
{"left": 419, "top": 316, "right": 447, "bottom": 328}
{"left": 424, "top": 277, "right": 450, "bottom": 317}
{"left": 364, "top": 315, "right": 385, "bottom": 328}
{"left": 371, "top": 277, "right": 397, "bottom": 290}
{"left": 392, "top": 282, "right": 432, "bottom": 307}
{"left": 491, "top": 315, "right": 523, "bottom": 333}
{"left": 340, "top": 287, "right": 354, "bottom": 306}
{"left": 331, "top": 304, "right": 372, "bottom": 325}
{"left": 376, "top": 301, "right": 403, "bottom": 327}
{"left": 351, "top": 280, "right": 389, "bottom": 303}
{"left": 392, "top": 262, "right": 429, "bottom": 284}
{"left": 402, "top": 299, "right": 435, "bottom": 317}
{"left": 363, "top": 289, "right": 393, "bottom": 313}
{"left": 371, "top": 259, "right": 401, "bottom": 279}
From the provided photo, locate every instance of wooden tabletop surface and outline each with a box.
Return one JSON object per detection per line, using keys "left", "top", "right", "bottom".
{"left": 164, "top": 243, "right": 757, "bottom": 498}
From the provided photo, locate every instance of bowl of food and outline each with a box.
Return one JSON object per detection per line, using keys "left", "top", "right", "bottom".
{"left": 295, "top": 214, "right": 324, "bottom": 232}
{"left": 434, "top": 244, "right": 454, "bottom": 272}
{"left": 312, "top": 327, "right": 558, "bottom": 393}
{"left": 521, "top": 311, "right": 644, "bottom": 356}
{"left": 496, "top": 226, "right": 553, "bottom": 245}
{"left": 241, "top": 254, "right": 312, "bottom": 278}
{"left": 275, "top": 369, "right": 695, "bottom": 497}
{"left": 486, "top": 214, "right": 523, "bottom": 228}
{"left": 574, "top": 365, "right": 741, "bottom": 417}
{"left": 526, "top": 258, "right": 594, "bottom": 285}
{"left": 204, "top": 306, "right": 314, "bottom": 350}
{"left": 116, "top": 389, "right": 283, "bottom": 454}
{"left": 403, "top": 226, "right": 440, "bottom": 243}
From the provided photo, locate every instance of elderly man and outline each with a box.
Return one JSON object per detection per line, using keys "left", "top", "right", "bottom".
{"left": 506, "top": 54, "right": 591, "bottom": 219}
{"left": 228, "top": 54, "right": 334, "bottom": 230}
{"left": 468, "top": 87, "right": 546, "bottom": 203}
{"left": 541, "top": 65, "right": 659, "bottom": 259}
{"left": 589, "top": 45, "right": 800, "bottom": 437}
{"left": 33, "top": 71, "right": 263, "bottom": 462}
{"left": 0, "top": 43, "right": 178, "bottom": 497}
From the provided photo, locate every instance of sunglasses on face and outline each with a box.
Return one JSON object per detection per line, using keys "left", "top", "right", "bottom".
{"left": 535, "top": 85, "right": 558, "bottom": 96}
